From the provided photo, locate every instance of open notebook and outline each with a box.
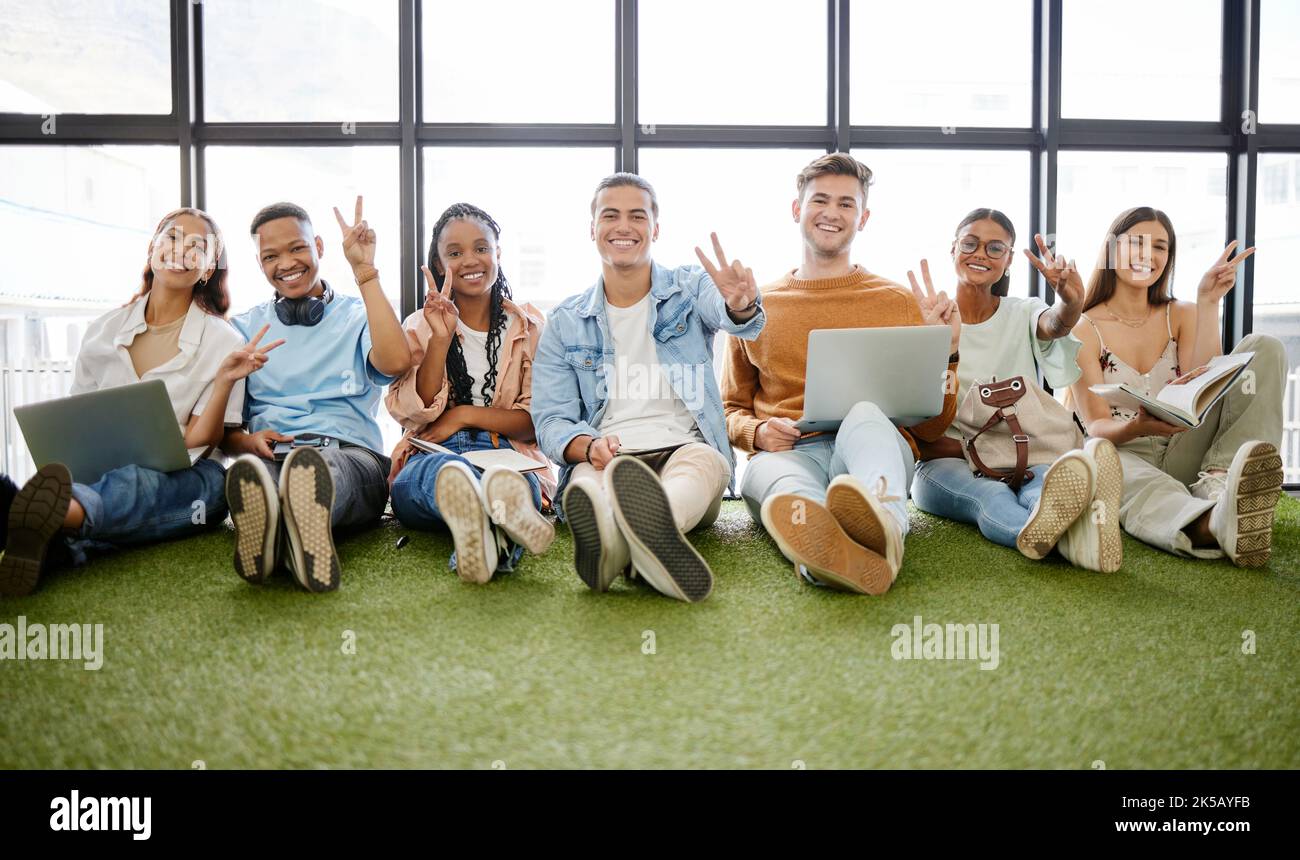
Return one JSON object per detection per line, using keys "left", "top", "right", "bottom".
{"left": 1090, "top": 351, "right": 1254, "bottom": 429}
{"left": 408, "top": 438, "right": 549, "bottom": 473}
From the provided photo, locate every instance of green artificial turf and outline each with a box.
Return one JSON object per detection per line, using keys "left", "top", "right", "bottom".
{"left": 2, "top": 498, "right": 1298, "bottom": 769}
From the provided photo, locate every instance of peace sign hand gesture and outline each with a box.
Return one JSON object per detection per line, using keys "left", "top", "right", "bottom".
{"left": 907, "top": 259, "right": 961, "bottom": 354}
{"left": 1197, "top": 240, "right": 1256, "bottom": 306}
{"left": 334, "top": 195, "right": 376, "bottom": 269}
{"left": 219, "top": 323, "right": 285, "bottom": 384}
{"left": 694, "top": 232, "right": 758, "bottom": 313}
{"left": 1023, "top": 233, "right": 1084, "bottom": 311}
{"left": 421, "top": 265, "right": 460, "bottom": 347}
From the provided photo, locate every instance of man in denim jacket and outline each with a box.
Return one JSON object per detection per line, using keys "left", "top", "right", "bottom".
{"left": 532, "top": 173, "right": 765, "bottom": 603}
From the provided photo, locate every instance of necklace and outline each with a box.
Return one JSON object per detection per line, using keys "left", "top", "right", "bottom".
{"left": 1102, "top": 303, "right": 1152, "bottom": 328}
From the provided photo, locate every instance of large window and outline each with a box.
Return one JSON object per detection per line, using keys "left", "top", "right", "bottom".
{"left": 1, "top": 0, "right": 1298, "bottom": 482}
{"left": 0, "top": 0, "right": 171, "bottom": 114}
{"left": 1061, "top": 0, "right": 1222, "bottom": 121}
{"left": 852, "top": 0, "right": 1033, "bottom": 129}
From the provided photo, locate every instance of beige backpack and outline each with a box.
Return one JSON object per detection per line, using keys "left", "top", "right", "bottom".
{"left": 954, "top": 376, "right": 1084, "bottom": 490}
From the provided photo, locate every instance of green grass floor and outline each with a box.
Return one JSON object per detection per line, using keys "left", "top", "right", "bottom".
{"left": 2, "top": 497, "right": 1298, "bottom": 769}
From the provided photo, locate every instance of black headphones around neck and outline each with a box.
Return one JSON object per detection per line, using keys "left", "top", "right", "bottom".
{"left": 274, "top": 281, "right": 334, "bottom": 326}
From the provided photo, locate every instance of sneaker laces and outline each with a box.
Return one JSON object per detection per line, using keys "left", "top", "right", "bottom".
{"left": 871, "top": 476, "right": 902, "bottom": 504}
{"left": 1191, "top": 470, "right": 1227, "bottom": 501}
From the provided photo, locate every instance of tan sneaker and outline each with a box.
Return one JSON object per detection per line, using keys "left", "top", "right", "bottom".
{"left": 1199, "top": 441, "right": 1283, "bottom": 567}
{"left": 1016, "top": 451, "right": 1093, "bottom": 560}
{"left": 825, "top": 475, "right": 905, "bottom": 573}
{"left": 1057, "top": 438, "right": 1124, "bottom": 573}
{"left": 760, "top": 492, "right": 899, "bottom": 596}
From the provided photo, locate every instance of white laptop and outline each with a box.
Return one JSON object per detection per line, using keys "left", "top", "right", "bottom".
{"left": 795, "top": 325, "right": 953, "bottom": 433}
{"left": 15, "top": 379, "right": 192, "bottom": 485}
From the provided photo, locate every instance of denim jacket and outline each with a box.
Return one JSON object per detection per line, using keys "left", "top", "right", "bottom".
{"left": 532, "top": 261, "right": 766, "bottom": 515}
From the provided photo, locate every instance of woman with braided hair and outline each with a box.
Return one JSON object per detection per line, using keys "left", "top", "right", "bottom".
{"left": 385, "top": 203, "right": 556, "bottom": 583}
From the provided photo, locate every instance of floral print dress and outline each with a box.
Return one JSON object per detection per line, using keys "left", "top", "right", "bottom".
{"left": 1083, "top": 303, "right": 1180, "bottom": 422}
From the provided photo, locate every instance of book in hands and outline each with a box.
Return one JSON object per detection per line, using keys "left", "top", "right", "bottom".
{"left": 1089, "top": 351, "right": 1254, "bottom": 428}
{"left": 408, "top": 437, "right": 550, "bottom": 473}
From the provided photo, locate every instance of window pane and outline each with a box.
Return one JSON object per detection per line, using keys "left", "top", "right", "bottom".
{"left": 639, "top": 1, "right": 826, "bottom": 125}
{"left": 637, "top": 148, "right": 824, "bottom": 290}
{"left": 0, "top": 0, "right": 170, "bottom": 113}
{"left": 1055, "top": 152, "right": 1227, "bottom": 304}
{"left": 1061, "top": 0, "right": 1221, "bottom": 121}
{"left": 422, "top": 147, "right": 614, "bottom": 309}
{"left": 0, "top": 146, "right": 179, "bottom": 364}
{"left": 848, "top": 149, "right": 1032, "bottom": 296}
{"left": 1260, "top": 0, "right": 1300, "bottom": 124}
{"left": 1253, "top": 153, "right": 1300, "bottom": 483}
{"left": 851, "top": 0, "right": 1032, "bottom": 128}
{"left": 203, "top": 0, "right": 398, "bottom": 122}
{"left": 422, "top": 0, "right": 613, "bottom": 123}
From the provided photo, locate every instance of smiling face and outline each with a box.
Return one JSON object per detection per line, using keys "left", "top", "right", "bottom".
{"left": 951, "top": 218, "right": 1013, "bottom": 290}
{"left": 149, "top": 212, "right": 217, "bottom": 293}
{"left": 434, "top": 217, "right": 500, "bottom": 299}
{"left": 1113, "top": 219, "right": 1170, "bottom": 292}
{"left": 254, "top": 216, "right": 325, "bottom": 298}
{"left": 793, "top": 174, "right": 869, "bottom": 259}
{"left": 590, "top": 184, "right": 658, "bottom": 271}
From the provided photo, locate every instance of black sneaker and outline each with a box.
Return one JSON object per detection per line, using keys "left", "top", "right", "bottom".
{"left": 606, "top": 456, "right": 713, "bottom": 603}
{"left": 279, "top": 447, "right": 340, "bottom": 593}
{"left": 0, "top": 472, "right": 20, "bottom": 549}
{"left": 0, "top": 464, "right": 73, "bottom": 598}
{"left": 225, "top": 455, "right": 280, "bottom": 584}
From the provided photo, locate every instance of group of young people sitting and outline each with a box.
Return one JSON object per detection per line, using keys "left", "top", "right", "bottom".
{"left": 0, "top": 154, "right": 1286, "bottom": 603}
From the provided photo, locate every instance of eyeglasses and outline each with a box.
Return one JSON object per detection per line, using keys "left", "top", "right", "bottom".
{"left": 955, "top": 235, "right": 1010, "bottom": 259}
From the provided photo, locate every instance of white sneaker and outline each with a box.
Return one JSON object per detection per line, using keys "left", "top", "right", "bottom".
{"left": 1016, "top": 451, "right": 1093, "bottom": 560}
{"left": 226, "top": 454, "right": 280, "bottom": 584}
{"left": 1203, "top": 441, "right": 1283, "bottom": 567}
{"left": 1056, "top": 438, "right": 1124, "bottom": 573}
{"left": 279, "top": 447, "right": 340, "bottom": 593}
{"left": 480, "top": 465, "right": 554, "bottom": 555}
{"left": 435, "top": 461, "right": 498, "bottom": 584}
{"left": 562, "top": 475, "right": 629, "bottom": 592}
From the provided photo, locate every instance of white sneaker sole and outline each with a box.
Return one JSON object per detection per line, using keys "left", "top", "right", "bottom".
{"left": 226, "top": 456, "right": 279, "bottom": 584}
{"left": 1016, "top": 454, "right": 1092, "bottom": 561}
{"left": 280, "top": 448, "right": 339, "bottom": 593}
{"left": 435, "top": 463, "right": 497, "bottom": 585}
{"left": 1222, "top": 441, "right": 1283, "bottom": 567}
{"left": 482, "top": 467, "right": 554, "bottom": 555}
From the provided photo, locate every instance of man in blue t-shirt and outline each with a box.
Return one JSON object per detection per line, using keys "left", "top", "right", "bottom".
{"left": 223, "top": 198, "right": 412, "bottom": 593}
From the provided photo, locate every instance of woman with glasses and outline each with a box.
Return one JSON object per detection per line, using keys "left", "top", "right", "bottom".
{"left": 909, "top": 208, "right": 1124, "bottom": 571}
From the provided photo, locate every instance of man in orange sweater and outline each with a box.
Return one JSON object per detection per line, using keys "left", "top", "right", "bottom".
{"left": 722, "top": 153, "right": 961, "bottom": 595}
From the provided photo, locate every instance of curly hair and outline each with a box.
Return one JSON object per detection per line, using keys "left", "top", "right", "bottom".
{"left": 426, "top": 203, "right": 513, "bottom": 407}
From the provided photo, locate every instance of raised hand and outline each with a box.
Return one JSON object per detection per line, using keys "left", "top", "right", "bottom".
{"left": 333, "top": 195, "right": 376, "bottom": 269}
{"left": 1023, "top": 233, "right": 1084, "bottom": 310}
{"left": 907, "top": 259, "right": 961, "bottom": 354}
{"left": 420, "top": 265, "right": 460, "bottom": 346}
{"left": 1197, "top": 240, "right": 1255, "bottom": 306}
{"left": 218, "top": 323, "right": 284, "bottom": 384}
{"left": 694, "top": 232, "right": 758, "bottom": 312}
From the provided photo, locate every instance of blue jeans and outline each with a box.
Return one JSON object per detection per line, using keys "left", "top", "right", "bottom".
{"left": 390, "top": 430, "right": 543, "bottom": 571}
{"left": 911, "top": 457, "right": 1047, "bottom": 549}
{"left": 63, "top": 458, "right": 228, "bottom": 566}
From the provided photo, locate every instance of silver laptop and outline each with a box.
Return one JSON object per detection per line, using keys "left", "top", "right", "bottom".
{"left": 15, "top": 379, "right": 192, "bottom": 485}
{"left": 795, "top": 325, "right": 953, "bottom": 433}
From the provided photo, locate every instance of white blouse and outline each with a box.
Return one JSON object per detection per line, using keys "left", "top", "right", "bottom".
{"left": 70, "top": 295, "right": 247, "bottom": 461}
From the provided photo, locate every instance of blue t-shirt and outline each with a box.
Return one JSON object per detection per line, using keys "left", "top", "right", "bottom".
{"left": 230, "top": 292, "right": 397, "bottom": 453}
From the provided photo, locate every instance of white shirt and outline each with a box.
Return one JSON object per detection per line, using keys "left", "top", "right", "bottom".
{"left": 945, "top": 295, "right": 1083, "bottom": 439}
{"left": 71, "top": 295, "right": 247, "bottom": 461}
{"left": 597, "top": 294, "right": 703, "bottom": 450}
{"left": 456, "top": 312, "right": 514, "bottom": 407}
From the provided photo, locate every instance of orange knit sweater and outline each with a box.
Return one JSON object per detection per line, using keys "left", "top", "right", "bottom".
{"left": 722, "top": 265, "right": 959, "bottom": 458}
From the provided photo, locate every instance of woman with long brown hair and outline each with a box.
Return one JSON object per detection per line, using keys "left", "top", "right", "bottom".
{"left": 0, "top": 208, "right": 281, "bottom": 595}
{"left": 1068, "top": 206, "right": 1285, "bottom": 567}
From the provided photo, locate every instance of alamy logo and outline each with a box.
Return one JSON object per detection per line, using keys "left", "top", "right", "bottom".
{"left": 50, "top": 790, "right": 151, "bottom": 840}
{"left": 890, "top": 614, "right": 1000, "bottom": 670}
{"left": 0, "top": 616, "right": 104, "bottom": 670}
